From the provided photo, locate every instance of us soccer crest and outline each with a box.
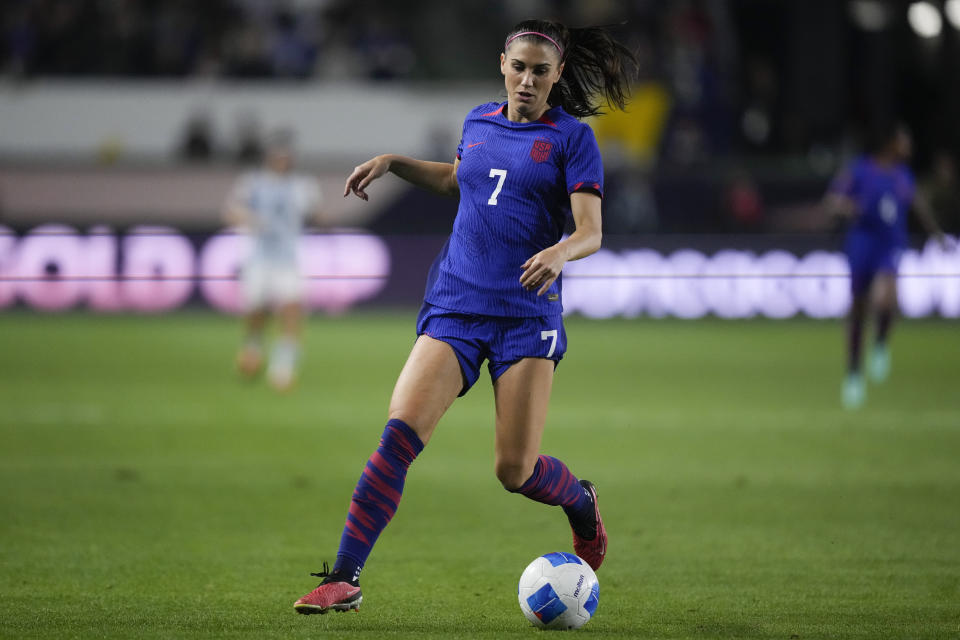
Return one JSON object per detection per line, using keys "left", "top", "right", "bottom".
{"left": 530, "top": 138, "right": 552, "bottom": 163}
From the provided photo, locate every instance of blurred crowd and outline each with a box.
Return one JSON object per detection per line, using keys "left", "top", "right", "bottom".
{"left": 0, "top": 0, "right": 726, "bottom": 85}
{"left": 2, "top": 0, "right": 958, "bottom": 234}
{"left": 0, "top": 0, "right": 824, "bottom": 169}
{"left": 3, "top": 0, "right": 330, "bottom": 79}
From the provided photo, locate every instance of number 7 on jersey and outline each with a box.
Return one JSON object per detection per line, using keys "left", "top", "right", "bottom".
{"left": 487, "top": 169, "right": 507, "bottom": 205}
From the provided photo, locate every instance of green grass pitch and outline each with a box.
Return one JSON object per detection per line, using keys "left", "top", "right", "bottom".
{"left": 1, "top": 311, "right": 958, "bottom": 639}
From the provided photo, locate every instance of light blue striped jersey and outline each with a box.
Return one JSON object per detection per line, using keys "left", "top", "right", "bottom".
{"left": 231, "top": 170, "right": 321, "bottom": 264}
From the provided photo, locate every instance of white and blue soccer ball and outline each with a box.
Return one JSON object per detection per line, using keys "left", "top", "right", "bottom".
{"left": 517, "top": 552, "right": 599, "bottom": 630}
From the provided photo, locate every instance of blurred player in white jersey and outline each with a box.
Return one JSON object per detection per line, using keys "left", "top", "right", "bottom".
{"left": 223, "top": 130, "right": 322, "bottom": 391}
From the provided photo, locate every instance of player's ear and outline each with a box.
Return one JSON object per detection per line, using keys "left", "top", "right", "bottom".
{"left": 500, "top": 52, "right": 506, "bottom": 75}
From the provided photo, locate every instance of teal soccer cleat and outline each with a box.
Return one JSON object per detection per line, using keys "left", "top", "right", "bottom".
{"left": 842, "top": 373, "right": 866, "bottom": 410}
{"left": 868, "top": 344, "right": 890, "bottom": 383}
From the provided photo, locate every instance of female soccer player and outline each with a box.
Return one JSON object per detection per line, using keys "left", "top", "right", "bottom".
{"left": 224, "top": 131, "right": 323, "bottom": 391}
{"left": 825, "top": 124, "right": 947, "bottom": 409}
{"left": 294, "top": 19, "right": 637, "bottom": 614}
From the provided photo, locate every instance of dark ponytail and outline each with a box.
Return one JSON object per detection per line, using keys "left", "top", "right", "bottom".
{"left": 505, "top": 19, "right": 638, "bottom": 118}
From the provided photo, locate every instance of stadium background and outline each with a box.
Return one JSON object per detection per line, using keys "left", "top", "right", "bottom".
{"left": 1, "top": 1, "right": 958, "bottom": 639}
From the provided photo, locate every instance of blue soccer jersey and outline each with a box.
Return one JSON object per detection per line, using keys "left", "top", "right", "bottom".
{"left": 829, "top": 155, "right": 916, "bottom": 248}
{"left": 423, "top": 101, "right": 604, "bottom": 318}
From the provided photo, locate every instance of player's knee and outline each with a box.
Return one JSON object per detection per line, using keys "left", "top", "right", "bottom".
{"left": 495, "top": 459, "right": 532, "bottom": 491}
{"left": 849, "top": 295, "right": 868, "bottom": 317}
{"left": 385, "top": 410, "right": 435, "bottom": 446}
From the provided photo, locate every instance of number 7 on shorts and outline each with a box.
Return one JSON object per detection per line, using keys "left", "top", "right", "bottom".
{"left": 540, "top": 329, "right": 558, "bottom": 358}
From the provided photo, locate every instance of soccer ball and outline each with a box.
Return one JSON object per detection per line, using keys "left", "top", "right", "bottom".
{"left": 517, "top": 552, "right": 599, "bottom": 630}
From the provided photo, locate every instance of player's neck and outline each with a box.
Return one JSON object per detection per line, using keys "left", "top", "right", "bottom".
{"left": 872, "top": 152, "right": 899, "bottom": 169}
{"left": 506, "top": 102, "right": 551, "bottom": 124}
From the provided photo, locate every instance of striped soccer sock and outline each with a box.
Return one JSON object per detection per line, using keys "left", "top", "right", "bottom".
{"left": 333, "top": 419, "right": 423, "bottom": 582}
{"left": 512, "top": 455, "right": 593, "bottom": 525}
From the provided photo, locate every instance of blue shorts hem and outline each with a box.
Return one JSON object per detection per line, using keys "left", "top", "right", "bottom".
{"left": 415, "top": 303, "right": 566, "bottom": 396}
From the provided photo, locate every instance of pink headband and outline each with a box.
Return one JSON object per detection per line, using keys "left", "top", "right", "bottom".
{"left": 504, "top": 31, "right": 564, "bottom": 55}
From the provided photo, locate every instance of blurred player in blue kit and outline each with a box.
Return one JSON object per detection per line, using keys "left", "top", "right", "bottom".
{"left": 294, "top": 19, "right": 637, "bottom": 614}
{"left": 223, "top": 130, "right": 323, "bottom": 391}
{"left": 825, "top": 123, "right": 947, "bottom": 409}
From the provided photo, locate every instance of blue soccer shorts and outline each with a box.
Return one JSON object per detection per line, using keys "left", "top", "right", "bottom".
{"left": 845, "top": 232, "right": 903, "bottom": 296}
{"left": 415, "top": 302, "right": 567, "bottom": 396}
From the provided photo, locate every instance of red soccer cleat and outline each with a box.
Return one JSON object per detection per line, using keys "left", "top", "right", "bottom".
{"left": 293, "top": 563, "right": 363, "bottom": 615}
{"left": 572, "top": 480, "right": 607, "bottom": 571}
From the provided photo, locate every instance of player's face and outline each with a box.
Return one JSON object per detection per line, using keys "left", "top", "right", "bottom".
{"left": 893, "top": 129, "right": 913, "bottom": 161}
{"left": 500, "top": 40, "right": 564, "bottom": 122}
{"left": 266, "top": 148, "right": 293, "bottom": 173}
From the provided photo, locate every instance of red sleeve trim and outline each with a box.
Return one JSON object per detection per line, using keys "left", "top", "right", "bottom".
{"left": 570, "top": 182, "right": 603, "bottom": 199}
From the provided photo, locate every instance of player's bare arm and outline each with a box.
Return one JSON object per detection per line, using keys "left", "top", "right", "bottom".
{"left": 344, "top": 155, "right": 460, "bottom": 200}
{"left": 222, "top": 199, "right": 258, "bottom": 230}
{"left": 912, "top": 191, "right": 951, "bottom": 249}
{"left": 823, "top": 192, "right": 858, "bottom": 220}
{"left": 520, "top": 191, "right": 602, "bottom": 296}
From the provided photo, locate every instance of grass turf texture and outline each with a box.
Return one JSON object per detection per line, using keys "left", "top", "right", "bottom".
{"left": 1, "top": 312, "right": 958, "bottom": 639}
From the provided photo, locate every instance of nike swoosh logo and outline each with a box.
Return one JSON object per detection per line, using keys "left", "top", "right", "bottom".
{"left": 467, "top": 142, "right": 485, "bottom": 148}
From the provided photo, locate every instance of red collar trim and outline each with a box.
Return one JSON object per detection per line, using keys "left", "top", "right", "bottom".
{"left": 481, "top": 103, "right": 558, "bottom": 127}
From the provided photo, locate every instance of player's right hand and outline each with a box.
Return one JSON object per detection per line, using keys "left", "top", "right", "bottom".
{"left": 344, "top": 156, "right": 391, "bottom": 201}
{"left": 935, "top": 232, "right": 957, "bottom": 252}
{"left": 824, "top": 193, "right": 858, "bottom": 220}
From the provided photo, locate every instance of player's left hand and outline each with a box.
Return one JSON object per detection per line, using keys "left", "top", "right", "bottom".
{"left": 520, "top": 245, "right": 568, "bottom": 296}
